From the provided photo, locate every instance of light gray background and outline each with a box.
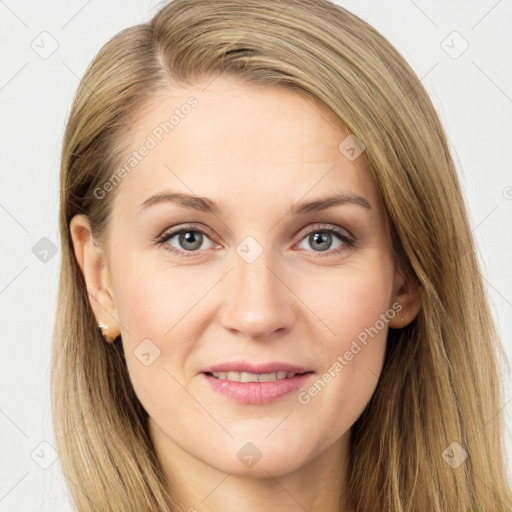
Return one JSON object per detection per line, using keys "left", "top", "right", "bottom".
{"left": 1, "top": 1, "right": 511, "bottom": 510}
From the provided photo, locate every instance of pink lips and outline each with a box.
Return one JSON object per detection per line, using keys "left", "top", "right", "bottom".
{"left": 200, "top": 361, "right": 315, "bottom": 404}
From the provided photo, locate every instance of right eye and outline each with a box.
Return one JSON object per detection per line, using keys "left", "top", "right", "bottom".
{"left": 155, "top": 224, "right": 219, "bottom": 257}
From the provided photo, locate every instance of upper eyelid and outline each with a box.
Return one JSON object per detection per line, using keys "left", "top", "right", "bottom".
{"left": 158, "top": 223, "right": 216, "bottom": 241}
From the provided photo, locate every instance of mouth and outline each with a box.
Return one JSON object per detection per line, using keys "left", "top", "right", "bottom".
{"left": 204, "top": 370, "right": 313, "bottom": 382}
{"left": 200, "top": 366, "right": 315, "bottom": 404}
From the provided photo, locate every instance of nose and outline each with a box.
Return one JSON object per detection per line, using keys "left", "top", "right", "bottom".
{"left": 218, "top": 244, "right": 296, "bottom": 340}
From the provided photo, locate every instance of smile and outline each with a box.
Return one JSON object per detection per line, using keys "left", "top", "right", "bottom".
{"left": 206, "top": 371, "right": 302, "bottom": 382}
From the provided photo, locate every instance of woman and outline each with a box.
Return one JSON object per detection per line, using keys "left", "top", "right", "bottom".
{"left": 51, "top": 0, "right": 512, "bottom": 510}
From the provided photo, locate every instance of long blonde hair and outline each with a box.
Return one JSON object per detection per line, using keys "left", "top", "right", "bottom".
{"left": 52, "top": 1, "right": 512, "bottom": 510}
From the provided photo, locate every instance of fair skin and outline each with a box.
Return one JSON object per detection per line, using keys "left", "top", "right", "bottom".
{"left": 71, "top": 75, "right": 420, "bottom": 512}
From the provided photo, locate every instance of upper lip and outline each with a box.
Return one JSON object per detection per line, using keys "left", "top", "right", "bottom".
{"left": 202, "top": 361, "right": 313, "bottom": 374}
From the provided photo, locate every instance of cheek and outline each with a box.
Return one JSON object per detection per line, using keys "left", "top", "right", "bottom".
{"left": 109, "top": 256, "right": 190, "bottom": 402}
{"left": 300, "top": 260, "right": 393, "bottom": 346}
{"left": 294, "top": 261, "right": 393, "bottom": 424}
{"left": 112, "top": 252, "right": 192, "bottom": 341}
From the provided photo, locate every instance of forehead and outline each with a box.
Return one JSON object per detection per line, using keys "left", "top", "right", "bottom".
{"left": 111, "top": 75, "right": 380, "bottom": 218}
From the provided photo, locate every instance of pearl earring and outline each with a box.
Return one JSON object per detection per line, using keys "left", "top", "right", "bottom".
{"left": 98, "top": 322, "right": 116, "bottom": 342}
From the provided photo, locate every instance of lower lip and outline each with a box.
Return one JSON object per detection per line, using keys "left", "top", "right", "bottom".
{"left": 201, "top": 372, "right": 315, "bottom": 404}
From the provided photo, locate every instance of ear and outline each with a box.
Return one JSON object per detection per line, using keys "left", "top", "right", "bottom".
{"left": 69, "top": 214, "right": 120, "bottom": 342}
{"left": 388, "top": 266, "right": 421, "bottom": 329}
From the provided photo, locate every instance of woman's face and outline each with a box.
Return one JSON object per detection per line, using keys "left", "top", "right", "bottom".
{"left": 83, "top": 76, "right": 407, "bottom": 479}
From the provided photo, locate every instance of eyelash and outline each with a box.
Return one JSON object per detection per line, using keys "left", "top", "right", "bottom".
{"left": 154, "top": 223, "right": 356, "bottom": 259}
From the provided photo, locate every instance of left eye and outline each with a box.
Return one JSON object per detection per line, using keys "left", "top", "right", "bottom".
{"left": 296, "top": 229, "right": 348, "bottom": 253}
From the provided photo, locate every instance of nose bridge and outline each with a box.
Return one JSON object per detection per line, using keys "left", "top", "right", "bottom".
{"left": 219, "top": 234, "right": 294, "bottom": 337}
{"left": 236, "top": 241, "right": 278, "bottom": 300}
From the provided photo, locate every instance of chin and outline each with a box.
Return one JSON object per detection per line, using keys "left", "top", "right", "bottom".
{"left": 204, "top": 436, "right": 315, "bottom": 478}
{"left": 217, "top": 456, "right": 306, "bottom": 479}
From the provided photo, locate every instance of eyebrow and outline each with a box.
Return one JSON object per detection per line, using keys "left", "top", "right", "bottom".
{"left": 138, "top": 191, "right": 372, "bottom": 216}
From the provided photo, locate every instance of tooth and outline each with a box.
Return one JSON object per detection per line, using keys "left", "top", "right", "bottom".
{"left": 240, "top": 372, "right": 259, "bottom": 382}
{"left": 257, "top": 372, "right": 277, "bottom": 382}
{"left": 209, "top": 370, "right": 297, "bottom": 382}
